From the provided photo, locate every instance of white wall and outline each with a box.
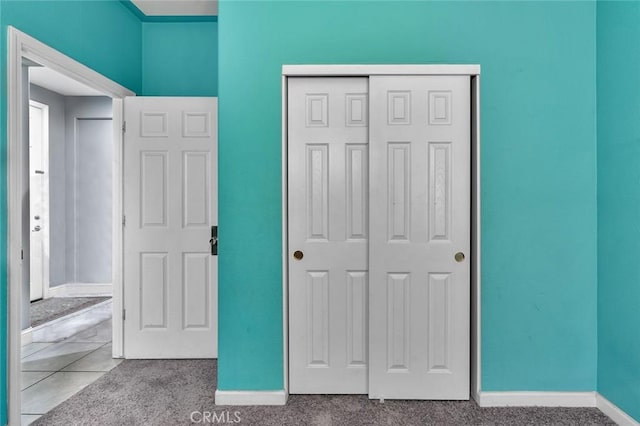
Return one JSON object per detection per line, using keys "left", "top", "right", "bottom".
{"left": 64, "top": 97, "right": 113, "bottom": 284}
{"left": 29, "top": 84, "right": 67, "bottom": 286}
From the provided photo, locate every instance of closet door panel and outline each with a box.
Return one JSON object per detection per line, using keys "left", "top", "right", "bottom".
{"left": 368, "top": 75, "right": 471, "bottom": 400}
{"left": 288, "top": 77, "right": 369, "bottom": 393}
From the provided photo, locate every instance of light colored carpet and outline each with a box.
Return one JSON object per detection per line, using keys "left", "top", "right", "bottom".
{"left": 30, "top": 297, "right": 110, "bottom": 327}
{"left": 34, "top": 360, "right": 615, "bottom": 425}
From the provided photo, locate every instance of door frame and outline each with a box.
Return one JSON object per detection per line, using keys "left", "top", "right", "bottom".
{"left": 28, "top": 99, "right": 50, "bottom": 301}
{"left": 7, "top": 26, "right": 134, "bottom": 425}
{"left": 281, "top": 65, "right": 481, "bottom": 402}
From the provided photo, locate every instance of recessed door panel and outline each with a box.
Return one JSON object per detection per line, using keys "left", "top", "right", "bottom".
{"left": 140, "top": 152, "right": 167, "bottom": 227}
{"left": 346, "top": 271, "right": 367, "bottom": 367}
{"left": 387, "top": 143, "right": 410, "bottom": 241}
{"left": 140, "top": 252, "right": 168, "bottom": 329}
{"left": 428, "top": 273, "right": 451, "bottom": 372}
{"left": 183, "top": 252, "right": 210, "bottom": 329}
{"left": 183, "top": 152, "right": 210, "bottom": 228}
{"left": 428, "top": 142, "right": 452, "bottom": 241}
{"left": 306, "top": 144, "right": 329, "bottom": 240}
{"left": 346, "top": 145, "right": 368, "bottom": 240}
{"left": 386, "top": 273, "right": 410, "bottom": 372}
{"left": 307, "top": 271, "right": 329, "bottom": 367}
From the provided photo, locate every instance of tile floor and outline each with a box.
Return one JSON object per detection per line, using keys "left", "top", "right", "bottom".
{"left": 20, "top": 319, "right": 120, "bottom": 426}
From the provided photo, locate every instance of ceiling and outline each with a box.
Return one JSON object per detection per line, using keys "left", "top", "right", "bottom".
{"left": 130, "top": 0, "right": 218, "bottom": 16}
{"left": 29, "top": 67, "right": 106, "bottom": 97}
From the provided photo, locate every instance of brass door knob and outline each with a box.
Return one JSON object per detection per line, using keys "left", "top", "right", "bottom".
{"left": 293, "top": 250, "right": 304, "bottom": 260}
{"left": 454, "top": 252, "right": 465, "bottom": 263}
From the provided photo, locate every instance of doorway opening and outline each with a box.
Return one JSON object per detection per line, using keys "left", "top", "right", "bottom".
{"left": 7, "top": 26, "right": 134, "bottom": 425}
{"left": 26, "top": 67, "right": 114, "bottom": 304}
{"left": 21, "top": 68, "right": 118, "bottom": 424}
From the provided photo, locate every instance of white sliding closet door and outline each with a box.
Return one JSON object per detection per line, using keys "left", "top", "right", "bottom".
{"left": 288, "top": 74, "right": 471, "bottom": 400}
{"left": 288, "top": 77, "right": 369, "bottom": 393}
{"left": 368, "top": 76, "right": 470, "bottom": 399}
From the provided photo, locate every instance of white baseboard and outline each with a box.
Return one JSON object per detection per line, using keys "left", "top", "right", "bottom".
{"left": 47, "top": 283, "right": 112, "bottom": 297}
{"left": 596, "top": 393, "right": 640, "bottom": 426}
{"left": 211, "top": 389, "right": 640, "bottom": 424}
{"left": 214, "top": 390, "right": 288, "bottom": 406}
{"left": 477, "top": 391, "right": 639, "bottom": 424}
{"left": 21, "top": 327, "right": 33, "bottom": 346}
{"left": 476, "top": 391, "right": 597, "bottom": 407}
{"left": 471, "top": 388, "right": 481, "bottom": 405}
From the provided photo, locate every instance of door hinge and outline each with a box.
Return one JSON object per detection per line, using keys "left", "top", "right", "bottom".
{"left": 122, "top": 121, "right": 126, "bottom": 133}
{"left": 122, "top": 215, "right": 126, "bottom": 226}
{"left": 122, "top": 309, "right": 126, "bottom": 321}
{"left": 21, "top": 249, "right": 23, "bottom": 260}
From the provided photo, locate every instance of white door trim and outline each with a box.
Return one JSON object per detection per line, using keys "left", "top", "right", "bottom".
{"left": 283, "top": 64, "right": 481, "bottom": 76}
{"left": 280, "top": 64, "right": 481, "bottom": 402}
{"left": 470, "top": 75, "right": 482, "bottom": 403}
{"left": 7, "top": 26, "right": 134, "bottom": 425}
{"left": 214, "top": 390, "right": 288, "bottom": 406}
{"left": 280, "top": 75, "right": 290, "bottom": 399}
{"left": 111, "top": 97, "right": 125, "bottom": 359}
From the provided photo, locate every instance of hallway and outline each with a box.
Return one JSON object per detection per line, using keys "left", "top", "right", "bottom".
{"left": 21, "top": 309, "right": 118, "bottom": 425}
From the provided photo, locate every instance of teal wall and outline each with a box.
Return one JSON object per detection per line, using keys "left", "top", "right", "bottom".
{"left": 1, "top": 1, "right": 142, "bottom": 93}
{"left": 142, "top": 21, "right": 218, "bottom": 96}
{"left": 0, "top": 1, "right": 143, "bottom": 423}
{"left": 217, "top": 1, "right": 598, "bottom": 391}
{"left": 597, "top": 1, "right": 640, "bottom": 422}
{"left": 10, "top": 0, "right": 640, "bottom": 422}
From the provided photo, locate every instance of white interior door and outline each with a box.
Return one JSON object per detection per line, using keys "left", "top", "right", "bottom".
{"left": 288, "top": 77, "right": 369, "bottom": 393}
{"left": 29, "top": 101, "right": 49, "bottom": 302}
{"left": 368, "top": 75, "right": 470, "bottom": 399}
{"left": 124, "top": 97, "right": 218, "bottom": 358}
{"left": 288, "top": 74, "right": 471, "bottom": 399}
